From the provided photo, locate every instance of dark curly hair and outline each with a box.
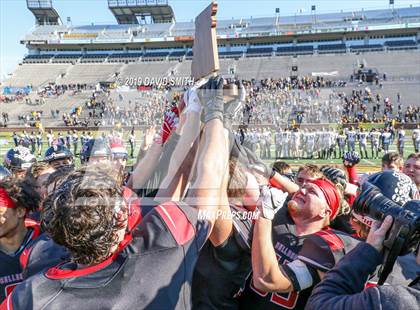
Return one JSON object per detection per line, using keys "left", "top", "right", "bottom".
{"left": 41, "top": 167, "right": 127, "bottom": 265}
{"left": 0, "top": 177, "right": 40, "bottom": 213}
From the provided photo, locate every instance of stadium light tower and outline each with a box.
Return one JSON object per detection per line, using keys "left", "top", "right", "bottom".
{"left": 26, "top": 0, "right": 61, "bottom": 25}
{"left": 311, "top": 5, "right": 316, "bottom": 24}
{"left": 108, "top": 0, "right": 175, "bottom": 24}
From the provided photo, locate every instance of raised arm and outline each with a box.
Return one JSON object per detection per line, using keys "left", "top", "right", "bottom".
{"left": 185, "top": 77, "right": 229, "bottom": 232}
{"left": 252, "top": 187, "right": 293, "bottom": 293}
{"left": 155, "top": 92, "right": 202, "bottom": 202}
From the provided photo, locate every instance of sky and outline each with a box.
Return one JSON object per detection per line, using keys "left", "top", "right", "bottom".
{"left": 0, "top": 0, "right": 418, "bottom": 80}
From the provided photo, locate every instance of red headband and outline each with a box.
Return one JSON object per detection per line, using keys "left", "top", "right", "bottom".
{"left": 0, "top": 188, "right": 16, "bottom": 209}
{"left": 309, "top": 179, "right": 340, "bottom": 221}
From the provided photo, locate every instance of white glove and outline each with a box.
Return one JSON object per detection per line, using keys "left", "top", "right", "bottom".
{"left": 183, "top": 79, "right": 208, "bottom": 114}
{"left": 257, "top": 186, "right": 288, "bottom": 220}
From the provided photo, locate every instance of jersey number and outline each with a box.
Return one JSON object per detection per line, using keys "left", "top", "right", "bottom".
{"left": 250, "top": 255, "right": 299, "bottom": 309}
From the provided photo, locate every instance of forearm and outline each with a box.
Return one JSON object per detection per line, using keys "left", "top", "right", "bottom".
{"left": 188, "top": 120, "right": 229, "bottom": 229}
{"left": 269, "top": 172, "right": 299, "bottom": 194}
{"left": 345, "top": 166, "right": 358, "bottom": 185}
{"left": 157, "top": 111, "right": 200, "bottom": 198}
{"left": 128, "top": 142, "right": 162, "bottom": 190}
{"left": 252, "top": 216, "right": 292, "bottom": 292}
{"left": 209, "top": 162, "right": 232, "bottom": 246}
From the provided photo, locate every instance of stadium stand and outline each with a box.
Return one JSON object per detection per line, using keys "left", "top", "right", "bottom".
{"left": 23, "top": 54, "right": 55, "bottom": 64}
{"left": 58, "top": 64, "right": 121, "bottom": 84}
{"left": 119, "top": 62, "right": 178, "bottom": 79}
{"left": 5, "top": 64, "right": 70, "bottom": 87}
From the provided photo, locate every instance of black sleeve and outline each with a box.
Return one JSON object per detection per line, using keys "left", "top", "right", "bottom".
{"left": 305, "top": 243, "right": 399, "bottom": 310}
{"left": 297, "top": 234, "right": 339, "bottom": 272}
{"left": 137, "top": 201, "right": 210, "bottom": 252}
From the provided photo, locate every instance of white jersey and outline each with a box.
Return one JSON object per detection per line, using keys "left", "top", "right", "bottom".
{"left": 282, "top": 131, "right": 291, "bottom": 143}
{"left": 398, "top": 130, "right": 406, "bottom": 141}
{"left": 337, "top": 134, "right": 346, "bottom": 146}
{"left": 275, "top": 132, "right": 282, "bottom": 145}
{"left": 382, "top": 132, "right": 392, "bottom": 144}
{"left": 306, "top": 133, "right": 316, "bottom": 145}
{"left": 291, "top": 131, "right": 300, "bottom": 144}
{"left": 129, "top": 134, "right": 135, "bottom": 143}
{"left": 347, "top": 130, "right": 357, "bottom": 143}
{"left": 358, "top": 132, "right": 368, "bottom": 145}
{"left": 46, "top": 133, "right": 54, "bottom": 144}
{"left": 369, "top": 132, "right": 381, "bottom": 145}
{"left": 251, "top": 132, "right": 259, "bottom": 144}
{"left": 264, "top": 131, "right": 271, "bottom": 144}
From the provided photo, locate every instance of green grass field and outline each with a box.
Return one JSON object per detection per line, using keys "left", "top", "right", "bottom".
{"left": 0, "top": 130, "right": 417, "bottom": 172}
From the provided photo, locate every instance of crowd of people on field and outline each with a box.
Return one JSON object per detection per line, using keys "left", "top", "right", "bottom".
{"left": 0, "top": 77, "right": 419, "bottom": 309}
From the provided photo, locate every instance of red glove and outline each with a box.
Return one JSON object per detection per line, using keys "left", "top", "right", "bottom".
{"left": 154, "top": 108, "right": 179, "bottom": 145}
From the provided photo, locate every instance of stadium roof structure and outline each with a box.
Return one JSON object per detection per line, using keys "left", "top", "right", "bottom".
{"left": 27, "top": 0, "right": 61, "bottom": 25}
{"left": 108, "top": 0, "right": 175, "bottom": 24}
{"left": 22, "top": 6, "right": 420, "bottom": 46}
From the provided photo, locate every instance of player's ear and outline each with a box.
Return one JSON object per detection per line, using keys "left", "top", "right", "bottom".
{"left": 16, "top": 206, "right": 27, "bottom": 219}
{"left": 320, "top": 203, "right": 331, "bottom": 219}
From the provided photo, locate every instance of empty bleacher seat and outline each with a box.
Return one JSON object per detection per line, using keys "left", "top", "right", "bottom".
{"left": 23, "top": 54, "right": 55, "bottom": 63}
{"left": 169, "top": 51, "right": 186, "bottom": 57}
{"left": 219, "top": 51, "right": 243, "bottom": 58}
{"left": 82, "top": 54, "right": 110, "bottom": 59}
{"left": 318, "top": 43, "right": 346, "bottom": 50}
{"left": 317, "top": 44, "right": 346, "bottom": 54}
{"left": 54, "top": 54, "right": 82, "bottom": 59}
{"left": 276, "top": 46, "right": 314, "bottom": 55}
{"left": 350, "top": 44, "right": 384, "bottom": 52}
{"left": 384, "top": 40, "right": 416, "bottom": 47}
{"left": 108, "top": 53, "right": 143, "bottom": 58}
{"left": 25, "top": 54, "right": 54, "bottom": 59}
{"left": 143, "top": 51, "right": 169, "bottom": 58}
{"left": 246, "top": 47, "right": 273, "bottom": 55}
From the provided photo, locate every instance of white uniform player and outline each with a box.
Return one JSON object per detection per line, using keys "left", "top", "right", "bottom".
{"left": 346, "top": 127, "right": 357, "bottom": 152}
{"left": 358, "top": 129, "right": 369, "bottom": 159}
{"left": 275, "top": 129, "right": 283, "bottom": 158}
{"left": 290, "top": 129, "right": 301, "bottom": 159}
{"left": 306, "top": 130, "right": 316, "bottom": 159}
{"left": 369, "top": 129, "right": 381, "bottom": 158}
{"left": 282, "top": 129, "right": 291, "bottom": 158}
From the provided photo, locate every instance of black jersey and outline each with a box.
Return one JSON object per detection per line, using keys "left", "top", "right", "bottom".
{"left": 0, "top": 219, "right": 40, "bottom": 302}
{"left": 238, "top": 208, "right": 359, "bottom": 310}
{"left": 192, "top": 205, "right": 253, "bottom": 309}
{"left": 3, "top": 202, "right": 210, "bottom": 310}
{"left": 19, "top": 234, "right": 70, "bottom": 280}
